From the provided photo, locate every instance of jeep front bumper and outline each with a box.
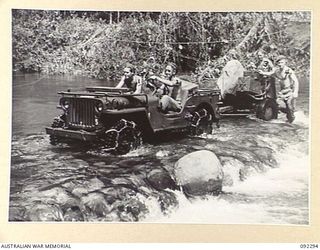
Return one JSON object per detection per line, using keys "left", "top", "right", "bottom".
{"left": 45, "top": 127, "right": 98, "bottom": 141}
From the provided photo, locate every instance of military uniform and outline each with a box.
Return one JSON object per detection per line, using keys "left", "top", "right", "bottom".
{"left": 274, "top": 65, "right": 299, "bottom": 123}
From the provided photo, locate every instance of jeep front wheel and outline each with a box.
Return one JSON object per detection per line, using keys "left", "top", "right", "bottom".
{"left": 103, "top": 119, "right": 142, "bottom": 154}
{"left": 49, "top": 114, "right": 66, "bottom": 145}
{"left": 189, "top": 108, "right": 213, "bottom": 135}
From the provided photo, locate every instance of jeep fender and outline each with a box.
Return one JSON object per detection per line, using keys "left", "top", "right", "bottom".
{"left": 194, "top": 102, "right": 220, "bottom": 121}
{"left": 102, "top": 109, "right": 154, "bottom": 138}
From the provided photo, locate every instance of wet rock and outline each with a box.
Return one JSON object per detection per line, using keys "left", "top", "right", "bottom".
{"left": 174, "top": 150, "right": 223, "bottom": 196}
{"left": 110, "top": 176, "right": 148, "bottom": 195}
{"left": 72, "top": 187, "right": 88, "bottom": 198}
{"left": 111, "top": 177, "right": 135, "bottom": 186}
{"left": 239, "top": 164, "right": 257, "bottom": 181}
{"left": 191, "top": 145, "right": 206, "bottom": 151}
{"left": 117, "top": 159, "right": 140, "bottom": 168}
{"left": 100, "top": 186, "right": 149, "bottom": 221}
{"left": 113, "top": 196, "right": 149, "bottom": 222}
{"left": 96, "top": 166, "right": 117, "bottom": 176}
{"left": 88, "top": 177, "right": 105, "bottom": 190}
{"left": 158, "top": 191, "right": 178, "bottom": 213}
{"left": 60, "top": 197, "right": 83, "bottom": 216}
{"left": 237, "top": 139, "right": 258, "bottom": 148}
{"left": 253, "top": 147, "right": 277, "bottom": 168}
{"left": 27, "top": 203, "right": 64, "bottom": 221}
{"left": 146, "top": 169, "right": 178, "bottom": 191}
{"left": 63, "top": 206, "right": 84, "bottom": 221}
{"left": 9, "top": 206, "right": 26, "bottom": 221}
{"left": 100, "top": 186, "right": 137, "bottom": 201}
{"left": 72, "top": 177, "right": 105, "bottom": 198}
{"left": 220, "top": 157, "right": 244, "bottom": 186}
{"left": 81, "top": 192, "right": 110, "bottom": 218}
{"left": 103, "top": 211, "right": 120, "bottom": 222}
{"left": 40, "top": 187, "right": 72, "bottom": 205}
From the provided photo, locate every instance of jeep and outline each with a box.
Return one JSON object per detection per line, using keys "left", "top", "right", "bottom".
{"left": 45, "top": 80, "right": 220, "bottom": 154}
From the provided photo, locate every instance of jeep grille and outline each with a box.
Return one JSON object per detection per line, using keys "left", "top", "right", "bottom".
{"left": 66, "top": 99, "right": 96, "bottom": 128}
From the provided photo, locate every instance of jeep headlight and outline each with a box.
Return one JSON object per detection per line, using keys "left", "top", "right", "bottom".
{"left": 61, "top": 99, "right": 70, "bottom": 110}
{"left": 95, "top": 102, "right": 103, "bottom": 113}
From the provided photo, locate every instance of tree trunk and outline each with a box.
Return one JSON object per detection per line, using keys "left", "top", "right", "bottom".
{"left": 235, "top": 17, "right": 263, "bottom": 51}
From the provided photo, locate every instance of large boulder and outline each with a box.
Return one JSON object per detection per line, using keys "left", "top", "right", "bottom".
{"left": 174, "top": 150, "right": 223, "bottom": 197}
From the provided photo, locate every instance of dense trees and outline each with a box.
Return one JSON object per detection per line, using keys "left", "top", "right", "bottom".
{"left": 12, "top": 10, "right": 310, "bottom": 80}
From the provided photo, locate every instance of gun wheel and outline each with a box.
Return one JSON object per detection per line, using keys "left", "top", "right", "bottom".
{"left": 104, "top": 119, "right": 142, "bottom": 154}
{"left": 49, "top": 115, "right": 66, "bottom": 145}
{"left": 256, "top": 98, "right": 278, "bottom": 121}
{"left": 189, "top": 108, "right": 213, "bottom": 135}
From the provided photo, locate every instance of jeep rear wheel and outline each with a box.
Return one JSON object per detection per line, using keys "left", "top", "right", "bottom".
{"left": 189, "top": 108, "right": 213, "bottom": 135}
{"left": 103, "top": 119, "right": 142, "bottom": 154}
{"left": 256, "top": 98, "right": 278, "bottom": 121}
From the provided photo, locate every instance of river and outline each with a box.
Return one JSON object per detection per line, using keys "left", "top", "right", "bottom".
{"left": 9, "top": 73, "right": 309, "bottom": 224}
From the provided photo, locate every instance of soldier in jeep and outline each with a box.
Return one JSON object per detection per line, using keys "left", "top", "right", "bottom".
{"left": 115, "top": 64, "right": 143, "bottom": 94}
{"left": 148, "top": 63, "right": 182, "bottom": 112}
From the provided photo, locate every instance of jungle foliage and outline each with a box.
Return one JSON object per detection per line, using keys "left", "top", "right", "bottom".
{"left": 12, "top": 10, "right": 310, "bottom": 81}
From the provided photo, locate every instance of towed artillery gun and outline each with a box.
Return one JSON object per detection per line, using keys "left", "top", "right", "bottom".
{"left": 218, "top": 70, "right": 278, "bottom": 120}
{"left": 214, "top": 59, "right": 278, "bottom": 120}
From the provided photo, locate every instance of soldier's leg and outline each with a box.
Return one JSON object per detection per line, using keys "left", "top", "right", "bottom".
{"left": 285, "top": 96, "right": 295, "bottom": 123}
{"left": 159, "top": 95, "right": 181, "bottom": 112}
{"left": 159, "top": 95, "right": 171, "bottom": 112}
{"left": 277, "top": 98, "right": 288, "bottom": 114}
{"left": 291, "top": 98, "right": 297, "bottom": 112}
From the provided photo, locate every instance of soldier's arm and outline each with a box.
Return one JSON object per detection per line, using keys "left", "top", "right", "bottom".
{"left": 289, "top": 71, "right": 299, "bottom": 98}
{"left": 115, "top": 76, "right": 125, "bottom": 88}
{"left": 150, "top": 75, "right": 177, "bottom": 87}
{"left": 134, "top": 77, "right": 143, "bottom": 94}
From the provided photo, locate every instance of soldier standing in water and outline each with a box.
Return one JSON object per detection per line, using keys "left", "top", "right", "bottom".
{"left": 274, "top": 55, "right": 299, "bottom": 123}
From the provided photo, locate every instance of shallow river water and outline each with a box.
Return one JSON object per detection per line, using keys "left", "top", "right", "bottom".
{"left": 9, "top": 73, "right": 310, "bottom": 224}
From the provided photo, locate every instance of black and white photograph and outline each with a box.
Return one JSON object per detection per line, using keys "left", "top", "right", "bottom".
{"left": 9, "top": 9, "right": 310, "bottom": 224}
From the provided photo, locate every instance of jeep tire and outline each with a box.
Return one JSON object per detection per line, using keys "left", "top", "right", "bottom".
{"left": 103, "top": 119, "right": 142, "bottom": 154}
{"left": 189, "top": 108, "right": 213, "bottom": 135}
{"left": 49, "top": 114, "right": 66, "bottom": 145}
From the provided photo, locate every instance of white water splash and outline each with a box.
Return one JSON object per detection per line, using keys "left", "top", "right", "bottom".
{"left": 248, "top": 110, "right": 309, "bottom": 128}
{"left": 293, "top": 111, "right": 309, "bottom": 127}
{"left": 144, "top": 143, "right": 309, "bottom": 225}
{"left": 124, "top": 146, "right": 152, "bottom": 157}
{"left": 156, "top": 150, "right": 170, "bottom": 158}
{"left": 144, "top": 191, "right": 278, "bottom": 224}
{"left": 225, "top": 143, "right": 309, "bottom": 195}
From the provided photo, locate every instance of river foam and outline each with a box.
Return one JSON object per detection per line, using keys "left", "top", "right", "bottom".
{"left": 143, "top": 142, "right": 309, "bottom": 225}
